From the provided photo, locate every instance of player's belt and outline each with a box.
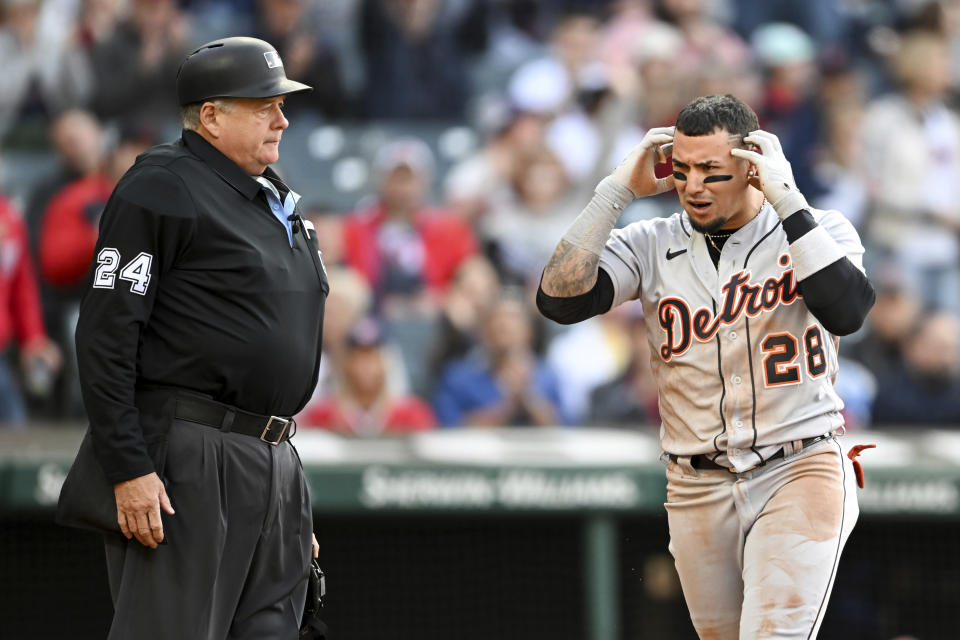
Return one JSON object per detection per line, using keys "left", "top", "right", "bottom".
{"left": 671, "top": 434, "right": 832, "bottom": 473}
{"left": 173, "top": 395, "right": 295, "bottom": 445}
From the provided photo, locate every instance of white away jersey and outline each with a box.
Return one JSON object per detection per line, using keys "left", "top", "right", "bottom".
{"left": 599, "top": 204, "right": 866, "bottom": 471}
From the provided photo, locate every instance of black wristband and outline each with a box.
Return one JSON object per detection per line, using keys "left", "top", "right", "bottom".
{"left": 537, "top": 269, "right": 615, "bottom": 325}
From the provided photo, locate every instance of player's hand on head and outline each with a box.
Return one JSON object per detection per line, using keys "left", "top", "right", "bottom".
{"left": 610, "top": 126, "right": 676, "bottom": 198}
{"left": 729, "top": 129, "right": 808, "bottom": 219}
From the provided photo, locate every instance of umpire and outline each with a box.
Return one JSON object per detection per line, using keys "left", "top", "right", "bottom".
{"left": 72, "top": 37, "right": 328, "bottom": 638}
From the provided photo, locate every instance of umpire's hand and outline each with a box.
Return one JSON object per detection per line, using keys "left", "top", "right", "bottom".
{"left": 113, "top": 472, "right": 175, "bottom": 548}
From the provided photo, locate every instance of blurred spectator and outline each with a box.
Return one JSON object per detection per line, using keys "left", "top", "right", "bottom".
{"left": 87, "top": 0, "right": 190, "bottom": 130}
{"left": 180, "top": 0, "right": 256, "bottom": 43}
{"left": 433, "top": 295, "right": 567, "bottom": 427}
{"left": 832, "top": 356, "right": 877, "bottom": 430}
{"left": 587, "top": 310, "right": 660, "bottom": 426}
{"left": 33, "top": 125, "right": 153, "bottom": 419}
{"left": 0, "top": 190, "right": 61, "bottom": 425}
{"left": 939, "top": 0, "right": 960, "bottom": 91}
{"left": 251, "top": 0, "right": 348, "bottom": 119}
{"left": 871, "top": 311, "right": 960, "bottom": 425}
{"left": 38, "top": 126, "right": 155, "bottom": 294}
{"left": 74, "top": 0, "right": 128, "bottom": 49}
{"left": 508, "top": 9, "right": 607, "bottom": 183}
{"left": 343, "top": 137, "right": 477, "bottom": 314}
{"left": 19, "top": 110, "right": 105, "bottom": 418}
{"left": 601, "top": 1, "right": 751, "bottom": 113}
{"left": 546, "top": 304, "right": 633, "bottom": 425}
{"left": 844, "top": 276, "right": 922, "bottom": 381}
{"left": 428, "top": 255, "right": 500, "bottom": 384}
{"left": 597, "top": 0, "right": 654, "bottom": 97}
{"left": 859, "top": 29, "right": 960, "bottom": 312}
{"left": 37, "top": 164, "right": 111, "bottom": 294}
{"left": 303, "top": 203, "right": 346, "bottom": 268}
{"left": 444, "top": 106, "right": 547, "bottom": 224}
{"left": 310, "top": 265, "right": 374, "bottom": 400}
{"left": 733, "top": 0, "right": 847, "bottom": 47}
{"left": 629, "top": 21, "right": 692, "bottom": 128}
{"left": 472, "top": 0, "right": 547, "bottom": 96}
{"left": 751, "top": 22, "right": 824, "bottom": 199}
{"left": 0, "top": 0, "right": 91, "bottom": 142}
{"left": 301, "top": 317, "right": 435, "bottom": 436}
{"left": 654, "top": 0, "right": 752, "bottom": 75}
{"left": 601, "top": 0, "right": 754, "bottom": 130}
{"left": 24, "top": 109, "right": 105, "bottom": 258}
{"left": 811, "top": 101, "right": 869, "bottom": 228}
{"left": 481, "top": 146, "right": 580, "bottom": 285}
{"left": 545, "top": 8, "right": 603, "bottom": 94}
{"left": 359, "top": 0, "right": 484, "bottom": 119}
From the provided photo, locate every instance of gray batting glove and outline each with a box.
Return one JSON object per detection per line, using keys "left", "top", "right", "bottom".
{"left": 730, "top": 129, "right": 808, "bottom": 219}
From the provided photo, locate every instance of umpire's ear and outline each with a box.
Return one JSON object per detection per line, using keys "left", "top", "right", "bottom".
{"left": 199, "top": 101, "right": 224, "bottom": 138}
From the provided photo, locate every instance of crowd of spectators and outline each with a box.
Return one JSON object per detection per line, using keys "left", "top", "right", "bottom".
{"left": 3, "top": 0, "right": 960, "bottom": 434}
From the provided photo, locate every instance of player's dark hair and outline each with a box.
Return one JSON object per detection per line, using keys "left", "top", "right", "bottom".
{"left": 675, "top": 94, "right": 759, "bottom": 140}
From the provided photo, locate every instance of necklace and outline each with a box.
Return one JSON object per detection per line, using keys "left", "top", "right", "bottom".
{"left": 704, "top": 230, "right": 733, "bottom": 252}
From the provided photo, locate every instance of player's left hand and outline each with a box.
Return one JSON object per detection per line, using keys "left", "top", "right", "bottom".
{"left": 730, "top": 129, "right": 808, "bottom": 219}
{"left": 312, "top": 533, "right": 319, "bottom": 558}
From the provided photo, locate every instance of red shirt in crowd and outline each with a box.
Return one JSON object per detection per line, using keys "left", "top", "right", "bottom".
{"left": 343, "top": 204, "right": 477, "bottom": 295}
{"left": 0, "top": 196, "right": 47, "bottom": 352}
{"left": 38, "top": 174, "right": 113, "bottom": 288}
{"left": 302, "top": 396, "right": 436, "bottom": 436}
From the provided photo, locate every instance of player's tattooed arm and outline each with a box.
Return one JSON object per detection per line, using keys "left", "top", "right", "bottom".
{"left": 541, "top": 239, "right": 601, "bottom": 296}
{"left": 541, "top": 126, "right": 675, "bottom": 300}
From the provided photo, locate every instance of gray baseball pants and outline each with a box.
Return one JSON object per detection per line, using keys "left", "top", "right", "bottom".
{"left": 665, "top": 437, "right": 859, "bottom": 639}
{"left": 104, "top": 419, "right": 313, "bottom": 639}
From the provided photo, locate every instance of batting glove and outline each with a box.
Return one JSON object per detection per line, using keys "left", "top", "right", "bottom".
{"left": 611, "top": 126, "right": 676, "bottom": 198}
{"left": 730, "top": 129, "right": 808, "bottom": 219}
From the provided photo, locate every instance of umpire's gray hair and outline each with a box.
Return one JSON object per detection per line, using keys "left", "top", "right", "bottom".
{"left": 180, "top": 98, "right": 235, "bottom": 130}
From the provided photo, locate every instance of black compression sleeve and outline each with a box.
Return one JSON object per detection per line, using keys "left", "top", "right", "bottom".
{"left": 537, "top": 268, "right": 615, "bottom": 325}
{"left": 783, "top": 210, "right": 876, "bottom": 336}
{"left": 782, "top": 209, "right": 818, "bottom": 241}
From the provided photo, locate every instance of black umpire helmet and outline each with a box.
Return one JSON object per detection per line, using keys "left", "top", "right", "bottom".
{"left": 176, "top": 37, "right": 312, "bottom": 106}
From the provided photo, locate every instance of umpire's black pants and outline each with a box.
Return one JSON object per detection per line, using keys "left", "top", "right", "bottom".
{"left": 104, "top": 419, "right": 313, "bottom": 639}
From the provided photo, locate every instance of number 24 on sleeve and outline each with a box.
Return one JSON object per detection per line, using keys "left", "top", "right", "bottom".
{"left": 93, "top": 248, "right": 154, "bottom": 295}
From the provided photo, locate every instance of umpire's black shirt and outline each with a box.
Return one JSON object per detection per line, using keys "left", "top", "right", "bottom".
{"left": 76, "top": 130, "right": 328, "bottom": 483}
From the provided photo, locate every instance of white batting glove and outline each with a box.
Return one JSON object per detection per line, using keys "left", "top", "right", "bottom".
{"left": 610, "top": 126, "right": 676, "bottom": 198}
{"left": 730, "top": 129, "right": 808, "bottom": 219}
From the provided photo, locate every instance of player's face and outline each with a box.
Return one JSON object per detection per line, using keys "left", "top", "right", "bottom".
{"left": 214, "top": 96, "right": 289, "bottom": 175}
{"left": 671, "top": 128, "right": 755, "bottom": 233}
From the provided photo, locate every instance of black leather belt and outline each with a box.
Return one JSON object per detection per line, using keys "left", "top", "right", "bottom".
{"left": 174, "top": 394, "right": 295, "bottom": 445}
{"left": 670, "top": 434, "right": 831, "bottom": 473}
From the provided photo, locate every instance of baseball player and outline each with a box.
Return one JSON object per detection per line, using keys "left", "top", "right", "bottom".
{"left": 537, "top": 94, "right": 875, "bottom": 638}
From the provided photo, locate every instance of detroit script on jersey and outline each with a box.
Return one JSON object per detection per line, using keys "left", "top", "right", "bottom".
{"left": 658, "top": 256, "right": 800, "bottom": 361}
